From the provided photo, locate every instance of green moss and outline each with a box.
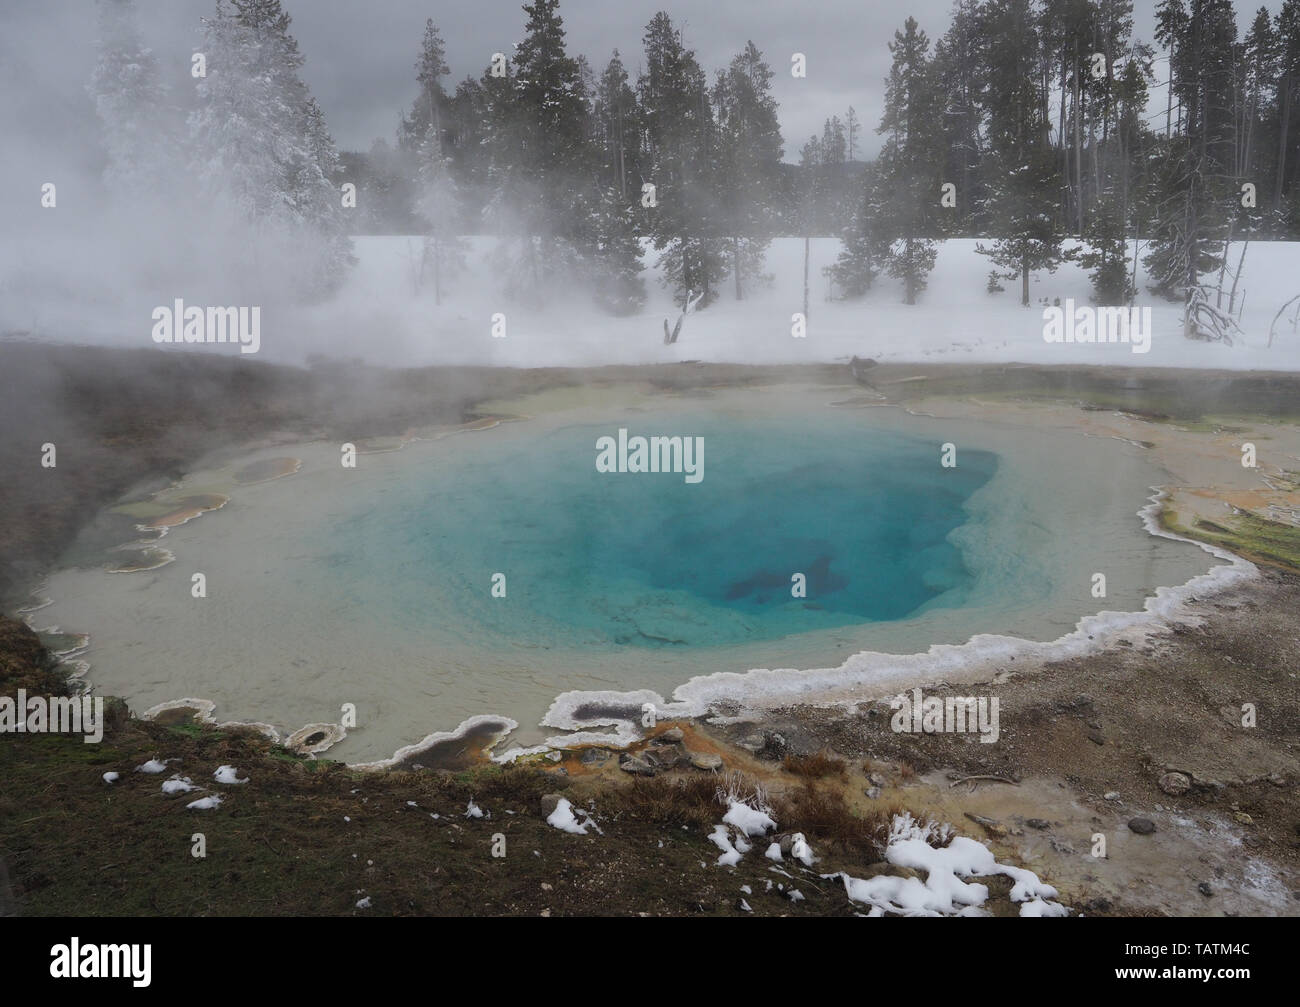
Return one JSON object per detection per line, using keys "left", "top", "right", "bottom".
{"left": 1161, "top": 508, "right": 1300, "bottom": 572}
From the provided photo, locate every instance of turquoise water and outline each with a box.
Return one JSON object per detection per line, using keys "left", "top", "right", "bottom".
{"left": 37, "top": 389, "right": 1226, "bottom": 761}
{"left": 328, "top": 415, "right": 997, "bottom": 651}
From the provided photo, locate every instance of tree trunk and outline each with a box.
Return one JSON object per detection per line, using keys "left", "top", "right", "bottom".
{"left": 1276, "top": 78, "right": 1292, "bottom": 213}
{"left": 803, "top": 235, "right": 810, "bottom": 320}
{"left": 733, "top": 236, "right": 742, "bottom": 300}
{"left": 1021, "top": 252, "right": 1030, "bottom": 306}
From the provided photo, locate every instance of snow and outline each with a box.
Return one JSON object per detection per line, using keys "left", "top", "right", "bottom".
{"left": 722, "top": 799, "right": 776, "bottom": 838}
{"left": 790, "top": 833, "right": 815, "bottom": 867}
{"left": 293, "top": 236, "right": 1300, "bottom": 372}
{"left": 465, "top": 800, "right": 485, "bottom": 818}
{"left": 134, "top": 759, "right": 169, "bottom": 774}
{"left": 161, "top": 775, "right": 198, "bottom": 795}
{"left": 831, "top": 813, "right": 1068, "bottom": 917}
{"left": 213, "top": 765, "right": 248, "bottom": 784}
{"left": 102, "top": 772, "right": 119, "bottom": 784}
{"left": 709, "top": 825, "right": 744, "bottom": 867}
{"left": 546, "top": 797, "right": 593, "bottom": 835}
{"left": 186, "top": 795, "right": 223, "bottom": 810}
{"left": 764, "top": 842, "right": 783, "bottom": 861}
{"left": 355, "top": 896, "right": 372, "bottom": 909}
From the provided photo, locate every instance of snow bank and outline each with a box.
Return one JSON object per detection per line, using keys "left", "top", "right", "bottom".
{"left": 546, "top": 797, "right": 597, "bottom": 836}
{"left": 304, "top": 236, "right": 1300, "bottom": 372}
{"left": 832, "top": 813, "right": 1067, "bottom": 917}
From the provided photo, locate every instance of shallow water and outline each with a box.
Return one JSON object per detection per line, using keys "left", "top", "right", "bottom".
{"left": 37, "top": 385, "right": 1220, "bottom": 761}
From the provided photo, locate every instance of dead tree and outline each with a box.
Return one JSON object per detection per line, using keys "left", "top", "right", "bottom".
{"left": 663, "top": 289, "right": 704, "bottom": 344}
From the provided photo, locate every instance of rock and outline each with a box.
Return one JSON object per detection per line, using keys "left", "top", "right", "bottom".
{"left": 645, "top": 742, "right": 686, "bottom": 769}
{"left": 1159, "top": 772, "right": 1191, "bottom": 796}
{"left": 776, "top": 833, "right": 796, "bottom": 855}
{"left": 101, "top": 696, "right": 131, "bottom": 737}
{"left": 863, "top": 786, "right": 881, "bottom": 800}
{"left": 1127, "top": 817, "right": 1157, "bottom": 835}
{"left": 1198, "top": 882, "right": 1213, "bottom": 897}
{"left": 1234, "top": 811, "right": 1254, "bottom": 826}
{"left": 736, "top": 733, "right": 767, "bottom": 755}
{"left": 689, "top": 752, "right": 722, "bottom": 772}
{"left": 579, "top": 747, "right": 610, "bottom": 765}
{"left": 1026, "top": 818, "right": 1050, "bottom": 831}
{"left": 540, "top": 793, "right": 564, "bottom": 818}
{"left": 657, "top": 727, "right": 684, "bottom": 744}
{"left": 619, "top": 757, "right": 657, "bottom": 777}
{"left": 964, "top": 813, "right": 1005, "bottom": 837}
{"left": 1104, "top": 791, "right": 1120, "bottom": 801}
{"left": 868, "top": 772, "right": 886, "bottom": 787}
{"left": 1268, "top": 772, "right": 1286, "bottom": 787}
{"left": 1087, "top": 730, "right": 1105, "bottom": 746}
{"left": 545, "top": 750, "right": 563, "bottom": 762}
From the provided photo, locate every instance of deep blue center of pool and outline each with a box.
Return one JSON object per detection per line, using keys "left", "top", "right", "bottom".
{"left": 334, "top": 413, "right": 997, "bottom": 649}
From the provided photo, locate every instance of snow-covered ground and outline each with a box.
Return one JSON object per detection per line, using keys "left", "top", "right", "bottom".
{"left": 305, "top": 235, "right": 1300, "bottom": 371}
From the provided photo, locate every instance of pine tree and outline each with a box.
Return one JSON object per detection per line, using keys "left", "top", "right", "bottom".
{"left": 1143, "top": 0, "right": 1238, "bottom": 339}
{"left": 639, "top": 12, "right": 726, "bottom": 308}
{"left": 189, "top": 0, "right": 353, "bottom": 294}
{"left": 976, "top": 0, "right": 1064, "bottom": 305}
{"left": 593, "top": 51, "right": 641, "bottom": 201}
{"left": 713, "top": 41, "right": 782, "bottom": 299}
{"left": 872, "top": 17, "right": 944, "bottom": 304}
{"left": 88, "top": 0, "right": 176, "bottom": 197}
{"left": 403, "top": 22, "right": 465, "bottom": 304}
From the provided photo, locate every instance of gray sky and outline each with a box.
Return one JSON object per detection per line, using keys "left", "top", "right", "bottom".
{"left": 0, "top": 0, "right": 1278, "bottom": 166}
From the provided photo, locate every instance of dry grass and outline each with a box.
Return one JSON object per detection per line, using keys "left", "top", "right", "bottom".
{"left": 772, "top": 782, "right": 905, "bottom": 860}
{"left": 607, "top": 774, "right": 729, "bottom": 829}
{"left": 782, "top": 749, "right": 848, "bottom": 780}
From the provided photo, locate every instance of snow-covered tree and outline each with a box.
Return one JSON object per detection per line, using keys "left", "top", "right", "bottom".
{"left": 88, "top": 0, "right": 177, "bottom": 196}
{"left": 189, "top": 0, "right": 353, "bottom": 294}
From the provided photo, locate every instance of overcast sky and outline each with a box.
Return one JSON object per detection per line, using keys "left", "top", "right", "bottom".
{"left": 0, "top": 0, "right": 1280, "bottom": 168}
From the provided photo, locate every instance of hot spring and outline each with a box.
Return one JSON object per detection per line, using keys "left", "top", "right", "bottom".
{"left": 35, "top": 384, "right": 1223, "bottom": 762}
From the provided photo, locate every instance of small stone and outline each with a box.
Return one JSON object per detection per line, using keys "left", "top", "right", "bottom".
{"left": 1159, "top": 772, "right": 1191, "bottom": 796}
{"left": 689, "top": 751, "right": 723, "bottom": 771}
{"left": 545, "top": 750, "right": 563, "bottom": 762}
{"left": 1026, "top": 818, "right": 1050, "bottom": 831}
{"left": 1088, "top": 730, "right": 1105, "bottom": 746}
{"left": 868, "top": 772, "right": 886, "bottom": 787}
{"left": 1128, "top": 817, "right": 1157, "bottom": 835}
{"left": 619, "top": 757, "right": 657, "bottom": 777}
{"left": 579, "top": 747, "right": 610, "bottom": 765}
{"left": 1234, "top": 811, "right": 1254, "bottom": 826}
{"left": 737, "top": 733, "right": 767, "bottom": 754}
{"left": 1198, "top": 882, "right": 1213, "bottom": 897}
{"left": 658, "top": 727, "right": 684, "bottom": 744}
{"left": 540, "top": 793, "right": 564, "bottom": 818}
{"left": 864, "top": 786, "right": 881, "bottom": 800}
{"left": 1104, "top": 791, "right": 1120, "bottom": 801}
